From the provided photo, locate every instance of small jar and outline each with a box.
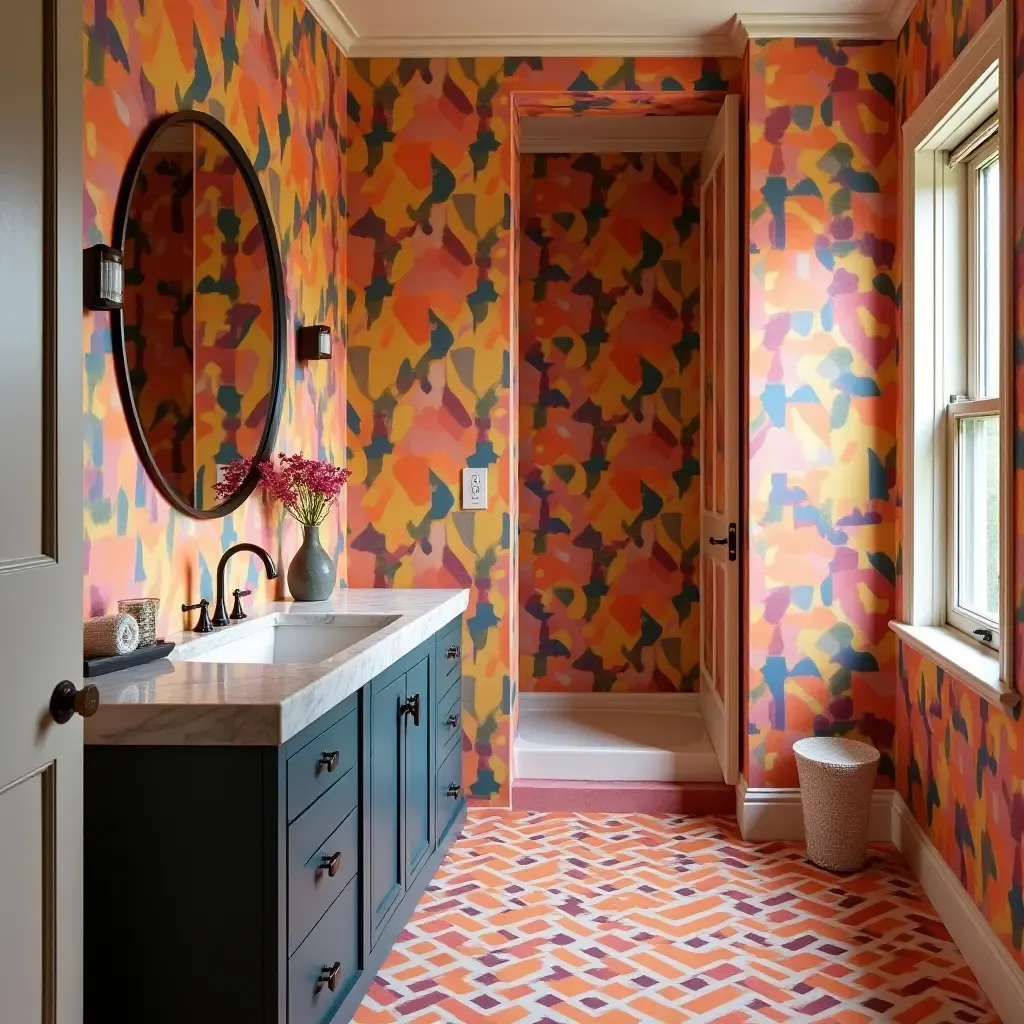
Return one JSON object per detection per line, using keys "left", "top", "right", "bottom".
{"left": 117, "top": 597, "right": 160, "bottom": 647}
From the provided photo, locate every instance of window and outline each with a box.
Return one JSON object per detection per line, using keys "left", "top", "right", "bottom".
{"left": 947, "top": 122, "right": 1000, "bottom": 647}
{"left": 898, "top": 3, "right": 1015, "bottom": 706}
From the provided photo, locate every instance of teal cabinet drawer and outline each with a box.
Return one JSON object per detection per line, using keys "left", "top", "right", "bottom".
{"left": 287, "top": 707, "right": 357, "bottom": 822}
{"left": 436, "top": 621, "right": 462, "bottom": 686}
{"left": 435, "top": 742, "right": 464, "bottom": 841}
{"left": 288, "top": 876, "right": 360, "bottom": 1024}
{"left": 288, "top": 790, "right": 358, "bottom": 955}
{"left": 436, "top": 677, "right": 462, "bottom": 757}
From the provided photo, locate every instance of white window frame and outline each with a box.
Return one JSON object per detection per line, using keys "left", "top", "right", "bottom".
{"left": 894, "top": 2, "right": 1018, "bottom": 709}
{"left": 946, "top": 129, "right": 1001, "bottom": 644}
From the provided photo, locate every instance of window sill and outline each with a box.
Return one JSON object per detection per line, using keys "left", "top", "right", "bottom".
{"left": 889, "top": 621, "right": 1020, "bottom": 709}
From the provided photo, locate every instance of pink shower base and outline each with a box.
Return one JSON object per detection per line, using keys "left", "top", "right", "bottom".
{"left": 511, "top": 779, "right": 735, "bottom": 815}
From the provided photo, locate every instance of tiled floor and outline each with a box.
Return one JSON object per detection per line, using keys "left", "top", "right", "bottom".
{"left": 352, "top": 811, "right": 998, "bottom": 1024}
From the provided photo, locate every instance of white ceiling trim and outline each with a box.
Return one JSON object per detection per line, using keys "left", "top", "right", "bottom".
{"left": 304, "top": 1, "right": 918, "bottom": 59}
{"left": 885, "top": 0, "right": 918, "bottom": 37}
{"left": 304, "top": 0, "right": 357, "bottom": 53}
{"left": 519, "top": 114, "right": 717, "bottom": 153}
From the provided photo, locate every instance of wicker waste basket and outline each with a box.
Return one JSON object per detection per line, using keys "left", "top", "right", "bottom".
{"left": 793, "top": 737, "right": 880, "bottom": 872}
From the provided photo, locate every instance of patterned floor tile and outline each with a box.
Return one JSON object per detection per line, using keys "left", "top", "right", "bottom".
{"left": 352, "top": 812, "right": 998, "bottom": 1024}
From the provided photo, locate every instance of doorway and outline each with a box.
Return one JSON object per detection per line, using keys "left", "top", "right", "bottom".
{"left": 512, "top": 98, "right": 741, "bottom": 804}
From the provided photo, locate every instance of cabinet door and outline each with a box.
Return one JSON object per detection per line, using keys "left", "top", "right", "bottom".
{"left": 367, "top": 670, "right": 403, "bottom": 941}
{"left": 403, "top": 657, "right": 432, "bottom": 886}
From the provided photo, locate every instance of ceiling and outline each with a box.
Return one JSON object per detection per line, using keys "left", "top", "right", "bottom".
{"left": 305, "top": 0, "right": 915, "bottom": 57}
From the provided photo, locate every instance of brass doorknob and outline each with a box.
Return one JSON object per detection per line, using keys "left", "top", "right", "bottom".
{"left": 49, "top": 680, "right": 100, "bottom": 725}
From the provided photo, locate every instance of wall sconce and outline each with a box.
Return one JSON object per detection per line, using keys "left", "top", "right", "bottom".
{"left": 83, "top": 244, "right": 124, "bottom": 311}
{"left": 298, "top": 325, "right": 332, "bottom": 361}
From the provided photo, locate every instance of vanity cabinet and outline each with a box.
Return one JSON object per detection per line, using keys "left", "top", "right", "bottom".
{"left": 366, "top": 652, "right": 433, "bottom": 943}
{"left": 84, "top": 616, "right": 465, "bottom": 1024}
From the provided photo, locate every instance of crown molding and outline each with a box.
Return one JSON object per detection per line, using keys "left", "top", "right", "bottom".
{"left": 734, "top": 12, "right": 887, "bottom": 43}
{"left": 305, "top": 2, "right": 917, "bottom": 60}
{"left": 733, "top": 0, "right": 915, "bottom": 46}
{"left": 519, "top": 113, "right": 716, "bottom": 153}
{"left": 884, "top": 0, "right": 918, "bottom": 37}
{"left": 303, "top": 0, "right": 357, "bottom": 54}
{"left": 346, "top": 32, "right": 737, "bottom": 58}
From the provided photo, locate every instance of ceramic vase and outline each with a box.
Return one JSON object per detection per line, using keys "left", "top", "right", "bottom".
{"left": 287, "top": 525, "right": 336, "bottom": 601}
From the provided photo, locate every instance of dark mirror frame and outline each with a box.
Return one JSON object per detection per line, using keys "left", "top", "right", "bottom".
{"left": 110, "top": 110, "right": 287, "bottom": 521}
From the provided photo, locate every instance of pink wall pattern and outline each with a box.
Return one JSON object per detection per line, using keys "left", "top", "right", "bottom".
{"left": 83, "top": 0, "right": 347, "bottom": 635}
{"left": 518, "top": 151, "right": 702, "bottom": 693}
{"left": 746, "top": 39, "right": 900, "bottom": 788}
{"left": 892, "top": 0, "right": 1024, "bottom": 969}
{"left": 346, "top": 57, "right": 741, "bottom": 804}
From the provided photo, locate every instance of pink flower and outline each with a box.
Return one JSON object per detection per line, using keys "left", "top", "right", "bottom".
{"left": 213, "top": 454, "right": 351, "bottom": 527}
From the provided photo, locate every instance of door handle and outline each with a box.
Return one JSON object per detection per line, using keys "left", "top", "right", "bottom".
{"left": 315, "top": 961, "right": 341, "bottom": 994}
{"left": 708, "top": 523, "right": 737, "bottom": 562}
{"left": 49, "top": 680, "right": 100, "bottom": 725}
{"left": 400, "top": 693, "right": 421, "bottom": 727}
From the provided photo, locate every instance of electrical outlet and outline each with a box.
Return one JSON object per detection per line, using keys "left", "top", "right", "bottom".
{"left": 462, "top": 468, "right": 487, "bottom": 510}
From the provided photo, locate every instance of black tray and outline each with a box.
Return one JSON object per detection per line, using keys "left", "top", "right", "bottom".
{"left": 84, "top": 641, "right": 175, "bottom": 678}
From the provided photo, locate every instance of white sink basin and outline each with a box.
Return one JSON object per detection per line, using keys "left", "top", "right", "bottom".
{"left": 183, "top": 615, "right": 399, "bottom": 665}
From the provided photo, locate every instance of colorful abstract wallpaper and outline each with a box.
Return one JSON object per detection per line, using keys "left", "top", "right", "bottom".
{"left": 891, "top": 0, "right": 1024, "bottom": 970}
{"left": 746, "top": 39, "right": 900, "bottom": 789}
{"left": 83, "top": 0, "right": 348, "bottom": 634}
{"left": 345, "top": 57, "right": 740, "bottom": 801}
{"left": 518, "top": 151, "right": 702, "bottom": 694}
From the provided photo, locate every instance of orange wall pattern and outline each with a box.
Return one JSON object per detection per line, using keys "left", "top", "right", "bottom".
{"left": 518, "top": 151, "right": 702, "bottom": 693}
{"left": 192, "top": 131, "right": 275, "bottom": 509}
{"left": 346, "top": 58, "right": 740, "bottom": 803}
{"left": 123, "top": 144, "right": 196, "bottom": 501}
{"left": 746, "top": 40, "right": 900, "bottom": 788}
{"left": 893, "top": 0, "right": 1024, "bottom": 969}
{"left": 83, "top": 0, "right": 347, "bottom": 634}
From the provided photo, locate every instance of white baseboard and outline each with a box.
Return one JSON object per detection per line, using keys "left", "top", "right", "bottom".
{"left": 736, "top": 774, "right": 1024, "bottom": 1020}
{"left": 518, "top": 691, "right": 701, "bottom": 713}
{"left": 736, "top": 774, "right": 895, "bottom": 843}
{"left": 890, "top": 794, "right": 1024, "bottom": 1024}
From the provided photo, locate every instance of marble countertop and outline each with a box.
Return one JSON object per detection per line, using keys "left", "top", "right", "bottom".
{"left": 84, "top": 589, "right": 470, "bottom": 747}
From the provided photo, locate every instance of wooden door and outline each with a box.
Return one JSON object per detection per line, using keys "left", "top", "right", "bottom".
{"left": 367, "top": 668, "right": 404, "bottom": 943}
{"left": 0, "top": 1, "right": 83, "bottom": 1021}
{"left": 698, "top": 95, "right": 741, "bottom": 786}
{"left": 403, "top": 657, "right": 432, "bottom": 887}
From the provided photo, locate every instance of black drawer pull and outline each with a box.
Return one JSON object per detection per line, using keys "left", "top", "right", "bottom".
{"left": 317, "top": 852, "right": 342, "bottom": 880}
{"left": 399, "top": 693, "right": 421, "bottom": 727}
{"left": 447, "top": 783, "right": 461, "bottom": 799}
{"left": 446, "top": 644, "right": 460, "bottom": 660}
{"left": 446, "top": 713, "right": 459, "bottom": 728}
{"left": 317, "top": 750, "right": 340, "bottom": 773}
{"left": 315, "top": 961, "right": 341, "bottom": 994}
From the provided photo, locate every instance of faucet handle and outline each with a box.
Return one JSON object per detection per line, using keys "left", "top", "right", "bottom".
{"left": 182, "top": 599, "right": 214, "bottom": 633}
{"left": 230, "top": 589, "right": 252, "bottom": 621}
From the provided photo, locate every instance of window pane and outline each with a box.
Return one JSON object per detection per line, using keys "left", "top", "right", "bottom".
{"left": 980, "top": 158, "right": 1000, "bottom": 397}
{"left": 957, "top": 414, "right": 999, "bottom": 624}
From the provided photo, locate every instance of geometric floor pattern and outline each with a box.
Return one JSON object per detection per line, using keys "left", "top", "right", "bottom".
{"left": 352, "top": 811, "right": 999, "bottom": 1024}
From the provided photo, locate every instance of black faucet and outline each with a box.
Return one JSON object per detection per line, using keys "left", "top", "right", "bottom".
{"left": 213, "top": 543, "right": 278, "bottom": 626}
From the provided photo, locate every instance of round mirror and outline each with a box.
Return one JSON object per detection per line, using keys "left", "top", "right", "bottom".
{"left": 112, "top": 111, "right": 286, "bottom": 518}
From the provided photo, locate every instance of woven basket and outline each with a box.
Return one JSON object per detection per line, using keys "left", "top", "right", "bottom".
{"left": 793, "top": 737, "right": 880, "bottom": 873}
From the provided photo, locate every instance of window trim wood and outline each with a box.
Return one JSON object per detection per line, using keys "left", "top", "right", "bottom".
{"left": 897, "top": 2, "right": 1015, "bottom": 701}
